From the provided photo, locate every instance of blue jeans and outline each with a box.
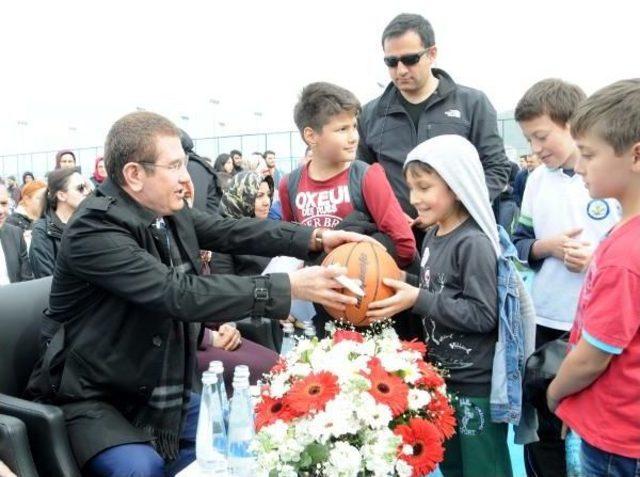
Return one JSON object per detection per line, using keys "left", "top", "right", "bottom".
{"left": 582, "top": 439, "right": 640, "bottom": 477}
{"left": 85, "top": 393, "right": 200, "bottom": 477}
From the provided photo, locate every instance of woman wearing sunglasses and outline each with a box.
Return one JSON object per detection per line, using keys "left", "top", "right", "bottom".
{"left": 29, "top": 167, "right": 91, "bottom": 278}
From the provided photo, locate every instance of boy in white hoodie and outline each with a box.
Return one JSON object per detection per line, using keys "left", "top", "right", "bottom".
{"left": 368, "top": 135, "right": 511, "bottom": 477}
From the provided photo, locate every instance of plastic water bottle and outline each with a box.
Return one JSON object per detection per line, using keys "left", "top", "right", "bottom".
{"left": 303, "top": 322, "right": 316, "bottom": 340}
{"left": 196, "top": 371, "right": 228, "bottom": 475}
{"left": 233, "top": 366, "right": 253, "bottom": 417}
{"left": 565, "top": 429, "right": 582, "bottom": 477}
{"left": 227, "top": 373, "right": 256, "bottom": 477}
{"left": 280, "top": 322, "right": 295, "bottom": 356}
{"left": 208, "top": 360, "right": 229, "bottom": 425}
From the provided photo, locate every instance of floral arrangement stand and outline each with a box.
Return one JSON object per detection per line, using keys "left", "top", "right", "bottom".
{"left": 253, "top": 323, "right": 456, "bottom": 477}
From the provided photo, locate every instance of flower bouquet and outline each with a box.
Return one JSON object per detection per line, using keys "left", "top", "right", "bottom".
{"left": 253, "top": 325, "right": 456, "bottom": 477}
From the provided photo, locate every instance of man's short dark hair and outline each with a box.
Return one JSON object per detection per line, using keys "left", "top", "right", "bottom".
{"left": 571, "top": 79, "right": 640, "bottom": 156}
{"left": 515, "top": 79, "right": 586, "bottom": 126}
{"left": 293, "top": 82, "right": 361, "bottom": 138}
{"left": 381, "top": 13, "right": 435, "bottom": 48}
{"left": 229, "top": 149, "right": 242, "bottom": 157}
{"left": 104, "top": 111, "right": 180, "bottom": 186}
{"left": 264, "top": 150, "right": 275, "bottom": 158}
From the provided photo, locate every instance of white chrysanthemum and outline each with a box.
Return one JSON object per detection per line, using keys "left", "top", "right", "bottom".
{"left": 288, "top": 362, "right": 312, "bottom": 377}
{"left": 269, "top": 372, "right": 290, "bottom": 398}
{"left": 325, "top": 442, "right": 362, "bottom": 477}
{"left": 276, "top": 463, "right": 299, "bottom": 477}
{"left": 261, "top": 420, "right": 289, "bottom": 446}
{"left": 395, "top": 458, "right": 414, "bottom": 477}
{"left": 357, "top": 401, "right": 393, "bottom": 429}
{"left": 408, "top": 388, "right": 432, "bottom": 411}
{"left": 379, "top": 351, "right": 411, "bottom": 373}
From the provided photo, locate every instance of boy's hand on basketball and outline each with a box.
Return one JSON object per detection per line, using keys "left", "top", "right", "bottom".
{"left": 366, "top": 278, "right": 419, "bottom": 319}
{"left": 289, "top": 265, "right": 358, "bottom": 311}
{"left": 320, "top": 230, "right": 384, "bottom": 253}
{"left": 562, "top": 240, "right": 593, "bottom": 273}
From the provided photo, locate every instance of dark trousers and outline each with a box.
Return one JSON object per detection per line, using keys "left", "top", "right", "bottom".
{"left": 84, "top": 393, "right": 200, "bottom": 477}
{"left": 524, "top": 325, "right": 568, "bottom": 477}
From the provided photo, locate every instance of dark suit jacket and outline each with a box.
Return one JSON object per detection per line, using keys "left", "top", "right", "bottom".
{"left": 0, "top": 223, "right": 33, "bottom": 283}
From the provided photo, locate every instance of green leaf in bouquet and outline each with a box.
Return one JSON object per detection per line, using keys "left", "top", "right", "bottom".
{"left": 269, "top": 469, "right": 279, "bottom": 477}
{"left": 299, "top": 451, "right": 313, "bottom": 468}
{"left": 305, "top": 442, "right": 329, "bottom": 464}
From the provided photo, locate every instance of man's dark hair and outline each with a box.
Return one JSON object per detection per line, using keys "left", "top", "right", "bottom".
{"left": 293, "top": 82, "right": 361, "bottom": 139}
{"left": 43, "top": 166, "right": 80, "bottom": 215}
{"left": 229, "top": 149, "right": 242, "bottom": 158}
{"left": 381, "top": 13, "right": 435, "bottom": 48}
{"left": 263, "top": 150, "right": 275, "bottom": 158}
{"left": 571, "top": 79, "right": 640, "bottom": 156}
{"left": 104, "top": 111, "right": 180, "bottom": 186}
{"left": 515, "top": 79, "right": 586, "bottom": 126}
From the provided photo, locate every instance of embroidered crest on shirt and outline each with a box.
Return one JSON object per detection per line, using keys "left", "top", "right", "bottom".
{"left": 586, "top": 199, "right": 610, "bottom": 220}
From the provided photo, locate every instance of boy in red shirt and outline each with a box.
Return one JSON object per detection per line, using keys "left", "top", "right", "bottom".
{"left": 279, "top": 82, "right": 416, "bottom": 269}
{"left": 547, "top": 79, "right": 640, "bottom": 476}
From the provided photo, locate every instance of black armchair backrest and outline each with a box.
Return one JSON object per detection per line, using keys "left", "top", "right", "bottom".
{"left": 0, "top": 277, "right": 52, "bottom": 396}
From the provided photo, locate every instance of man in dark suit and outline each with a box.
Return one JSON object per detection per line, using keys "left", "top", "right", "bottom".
{"left": 26, "top": 111, "right": 371, "bottom": 476}
{"left": 0, "top": 184, "right": 33, "bottom": 285}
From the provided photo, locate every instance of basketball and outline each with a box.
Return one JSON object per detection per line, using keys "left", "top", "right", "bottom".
{"left": 321, "top": 242, "right": 401, "bottom": 326}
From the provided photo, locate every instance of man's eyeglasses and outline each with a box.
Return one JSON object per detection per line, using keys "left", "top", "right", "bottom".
{"left": 140, "top": 158, "right": 188, "bottom": 172}
{"left": 383, "top": 49, "right": 429, "bottom": 68}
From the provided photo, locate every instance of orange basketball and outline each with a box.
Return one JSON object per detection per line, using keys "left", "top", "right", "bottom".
{"left": 321, "top": 242, "right": 401, "bottom": 327}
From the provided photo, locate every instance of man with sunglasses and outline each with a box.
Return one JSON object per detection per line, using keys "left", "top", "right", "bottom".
{"left": 357, "top": 13, "right": 510, "bottom": 237}
{"left": 25, "top": 111, "right": 376, "bottom": 476}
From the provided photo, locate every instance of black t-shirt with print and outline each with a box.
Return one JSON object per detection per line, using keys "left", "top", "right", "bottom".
{"left": 412, "top": 219, "right": 498, "bottom": 397}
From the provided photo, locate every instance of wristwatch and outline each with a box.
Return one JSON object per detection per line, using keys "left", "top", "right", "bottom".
{"left": 252, "top": 276, "right": 270, "bottom": 317}
{"left": 314, "top": 228, "right": 325, "bottom": 252}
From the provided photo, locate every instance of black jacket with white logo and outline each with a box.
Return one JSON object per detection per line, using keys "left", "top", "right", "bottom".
{"left": 357, "top": 68, "right": 510, "bottom": 216}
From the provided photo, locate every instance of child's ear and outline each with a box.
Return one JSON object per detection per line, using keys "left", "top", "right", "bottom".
{"left": 303, "top": 127, "right": 317, "bottom": 148}
{"left": 631, "top": 141, "right": 640, "bottom": 172}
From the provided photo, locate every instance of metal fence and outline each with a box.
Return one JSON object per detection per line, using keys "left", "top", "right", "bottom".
{"left": 0, "top": 119, "right": 529, "bottom": 180}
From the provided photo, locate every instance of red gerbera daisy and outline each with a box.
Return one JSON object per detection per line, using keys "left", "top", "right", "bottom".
{"left": 255, "top": 395, "right": 299, "bottom": 430}
{"left": 362, "top": 358, "right": 409, "bottom": 417}
{"left": 416, "top": 361, "right": 445, "bottom": 389}
{"left": 394, "top": 418, "right": 444, "bottom": 477}
{"left": 401, "top": 339, "right": 427, "bottom": 355}
{"left": 427, "top": 393, "right": 456, "bottom": 440}
{"left": 285, "top": 372, "right": 340, "bottom": 415}
{"left": 333, "top": 329, "right": 365, "bottom": 344}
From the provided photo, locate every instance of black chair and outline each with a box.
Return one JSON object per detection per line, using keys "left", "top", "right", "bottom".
{"left": 0, "top": 414, "right": 38, "bottom": 476}
{"left": 0, "top": 277, "right": 80, "bottom": 477}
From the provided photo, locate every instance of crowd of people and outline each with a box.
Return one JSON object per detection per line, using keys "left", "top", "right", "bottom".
{"left": 0, "top": 12, "right": 638, "bottom": 477}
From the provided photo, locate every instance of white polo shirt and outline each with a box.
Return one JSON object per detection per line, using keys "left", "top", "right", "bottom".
{"left": 519, "top": 166, "right": 621, "bottom": 330}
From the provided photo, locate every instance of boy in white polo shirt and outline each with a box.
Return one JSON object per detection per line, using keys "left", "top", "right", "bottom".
{"left": 512, "top": 78, "right": 620, "bottom": 477}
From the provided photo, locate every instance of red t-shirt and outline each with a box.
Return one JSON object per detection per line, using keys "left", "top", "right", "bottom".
{"left": 556, "top": 215, "right": 640, "bottom": 458}
{"left": 279, "top": 162, "right": 416, "bottom": 267}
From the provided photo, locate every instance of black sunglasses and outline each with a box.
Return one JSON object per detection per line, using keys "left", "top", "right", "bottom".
{"left": 383, "top": 49, "right": 429, "bottom": 68}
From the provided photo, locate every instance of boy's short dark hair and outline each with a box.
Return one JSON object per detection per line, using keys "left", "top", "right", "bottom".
{"left": 404, "top": 161, "right": 436, "bottom": 178}
{"left": 381, "top": 13, "right": 435, "bottom": 48}
{"left": 571, "top": 79, "right": 640, "bottom": 155}
{"left": 264, "top": 150, "right": 275, "bottom": 157}
{"left": 229, "top": 149, "right": 242, "bottom": 157}
{"left": 515, "top": 79, "right": 586, "bottom": 126}
{"left": 104, "top": 111, "right": 180, "bottom": 186}
{"left": 293, "top": 82, "right": 361, "bottom": 137}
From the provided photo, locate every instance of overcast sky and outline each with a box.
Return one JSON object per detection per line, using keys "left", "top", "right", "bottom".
{"left": 1, "top": 0, "right": 638, "bottom": 156}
